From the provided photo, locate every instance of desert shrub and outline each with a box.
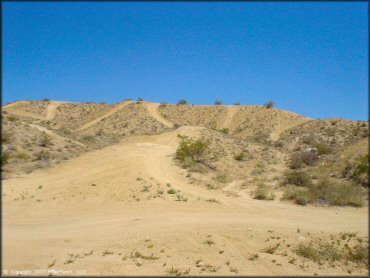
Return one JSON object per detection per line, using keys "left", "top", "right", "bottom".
{"left": 214, "top": 100, "right": 222, "bottom": 105}
{"left": 253, "top": 184, "right": 275, "bottom": 200}
{"left": 220, "top": 128, "right": 229, "bottom": 134}
{"left": 82, "top": 135, "right": 94, "bottom": 142}
{"left": 347, "top": 243, "right": 368, "bottom": 265}
{"left": 314, "top": 143, "right": 331, "bottom": 155}
{"left": 310, "top": 177, "right": 363, "bottom": 207}
{"left": 344, "top": 155, "right": 369, "bottom": 186}
{"left": 289, "top": 151, "right": 318, "bottom": 169}
{"left": 216, "top": 174, "right": 228, "bottom": 183}
{"left": 8, "top": 115, "right": 18, "bottom": 122}
{"left": 263, "top": 101, "right": 274, "bottom": 109}
{"left": 234, "top": 151, "right": 246, "bottom": 161}
{"left": 39, "top": 132, "right": 52, "bottom": 147}
{"left": 283, "top": 176, "right": 363, "bottom": 207}
{"left": 177, "top": 99, "right": 188, "bottom": 105}
{"left": 234, "top": 102, "right": 241, "bottom": 105}
{"left": 282, "top": 170, "right": 312, "bottom": 187}
{"left": 167, "top": 188, "right": 176, "bottom": 194}
{"left": 43, "top": 98, "right": 50, "bottom": 101}
{"left": 136, "top": 97, "right": 143, "bottom": 103}
{"left": 273, "top": 141, "right": 283, "bottom": 148}
{"left": 282, "top": 184, "right": 312, "bottom": 205}
{"left": 1, "top": 151, "right": 10, "bottom": 166}
{"left": 300, "top": 135, "right": 317, "bottom": 145}
{"left": 35, "top": 150, "right": 51, "bottom": 161}
{"left": 175, "top": 135, "right": 217, "bottom": 168}
{"left": 2, "top": 131, "right": 13, "bottom": 143}
{"left": 15, "top": 152, "right": 30, "bottom": 160}
{"left": 59, "top": 127, "right": 71, "bottom": 135}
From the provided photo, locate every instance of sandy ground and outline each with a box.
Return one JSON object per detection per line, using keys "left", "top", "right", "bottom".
{"left": 2, "top": 126, "right": 368, "bottom": 276}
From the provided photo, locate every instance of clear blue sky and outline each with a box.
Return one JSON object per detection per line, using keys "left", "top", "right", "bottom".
{"left": 3, "top": 2, "right": 368, "bottom": 120}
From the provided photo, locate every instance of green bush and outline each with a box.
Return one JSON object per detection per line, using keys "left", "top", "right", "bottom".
{"left": 314, "top": 143, "right": 331, "bottom": 155}
{"left": 175, "top": 135, "right": 216, "bottom": 168}
{"left": 282, "top": 170, "right": 312, "bottom": 187}
{"left": 220, "top": 128, "right": 229, "bottom": 134}
{"left": 167, "top": 188, "right": 177, "bottom": 194}
{"left": 216, "top": 174, "right": 228, "bottom": 183}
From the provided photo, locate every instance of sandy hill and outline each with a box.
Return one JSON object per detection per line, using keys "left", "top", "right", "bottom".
{"left": 1, "top": 99, "right": 368, "bottom": 276}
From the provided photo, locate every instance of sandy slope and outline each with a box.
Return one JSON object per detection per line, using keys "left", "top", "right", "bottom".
{"left": 75, "top": 101, "right": 131, "bottom": 131}
{"left": 45, "top": 101, "right": 68, "bottom": 120}
{"left": 2, "top": 127, "right": 368, "bottom": 276}
{"left": 144, "top": 102, "right": 174, "bottom": 128}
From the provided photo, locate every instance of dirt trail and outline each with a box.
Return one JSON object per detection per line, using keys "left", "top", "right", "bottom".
{"left": 221, "top": 106, "right": 240, "bottom": 130}
{"left": 144, "top": 102, "right": 174, "bottom": 128}
{"left": 2, "top": 126, "right": 368, "bottom": 276}
{"left": 45, "top": 101, "right": 68, "bottom": 120}
{"left": 29, "top": 124, "right": 85, "bottom": 147}
{"left": 75, "top": 101, "right": 131, "bottom": 132}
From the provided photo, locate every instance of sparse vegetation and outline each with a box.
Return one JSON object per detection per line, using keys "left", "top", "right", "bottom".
{"left": 214, "top": 100, "right": 222, "bottom": 105}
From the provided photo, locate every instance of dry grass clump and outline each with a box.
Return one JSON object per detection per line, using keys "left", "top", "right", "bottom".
{"left": 252, "top": 184, "right": 275, "bottom": 200}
